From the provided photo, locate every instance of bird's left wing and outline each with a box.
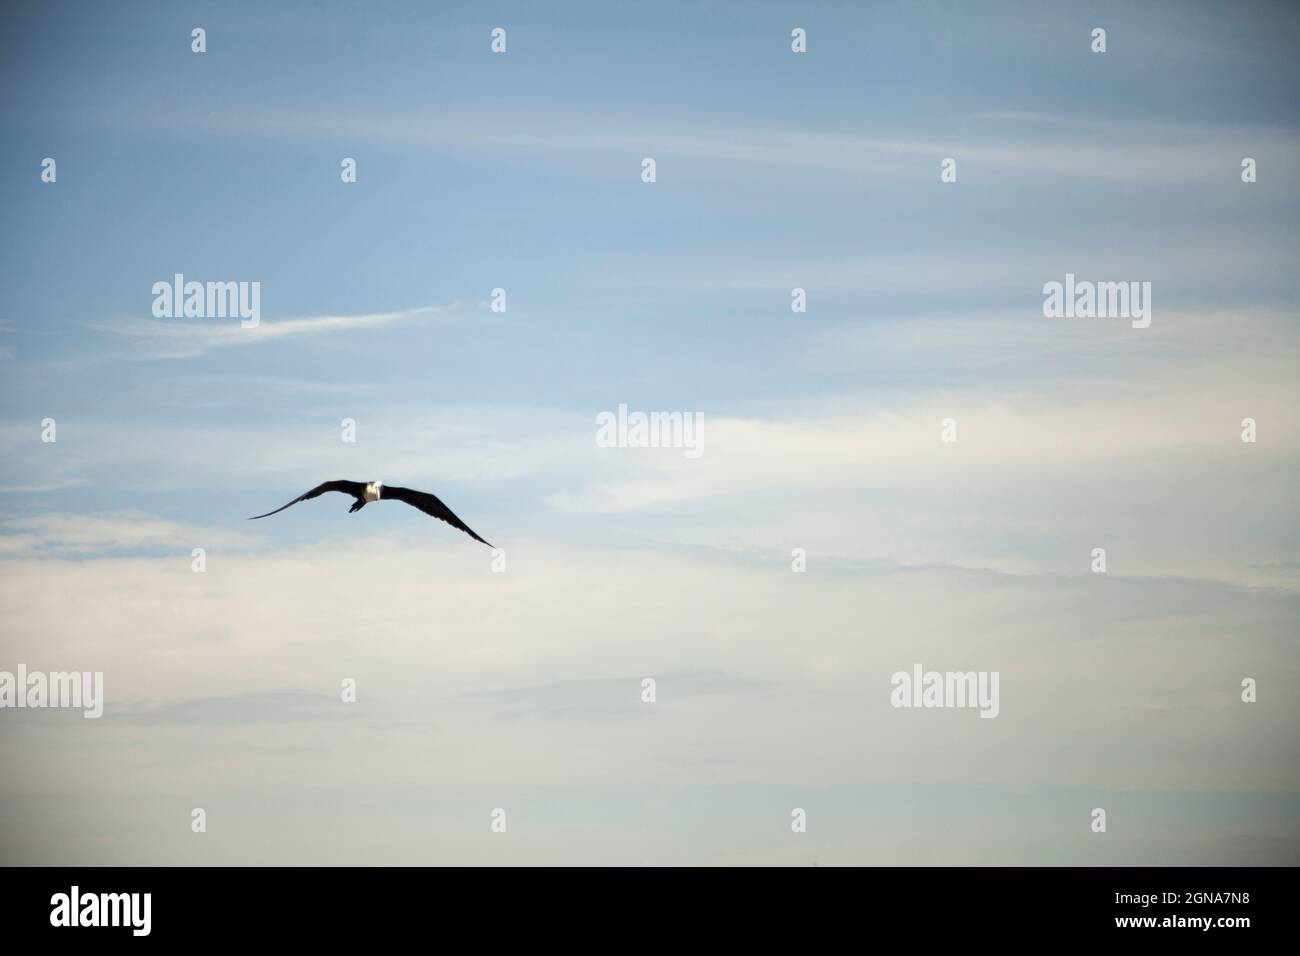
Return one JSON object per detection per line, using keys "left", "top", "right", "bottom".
{"left": 248, "top": 480, "right": 366, "bottom": 519}
{"left": 382, "top": 486, "right": 494, "bottom": 547}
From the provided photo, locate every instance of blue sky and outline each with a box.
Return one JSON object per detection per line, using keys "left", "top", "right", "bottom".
{"left": 1, "top": 0, "right": 1298, "bottom": 864}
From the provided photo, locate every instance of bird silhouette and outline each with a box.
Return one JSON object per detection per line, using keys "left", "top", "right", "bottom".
{"left": 249, "top": 480, "right": 493, "bottom": 547}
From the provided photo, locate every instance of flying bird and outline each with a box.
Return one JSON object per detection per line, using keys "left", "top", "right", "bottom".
{"left": 249, "top": 480, "right": 493, "bottom": 547}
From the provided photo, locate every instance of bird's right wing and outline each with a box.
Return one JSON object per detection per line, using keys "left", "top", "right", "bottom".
{"left": 248, "top": 480, "right": 366, "bottom": 519}
{"left": 383, "top": 486, "right": 494, "bottom": 547}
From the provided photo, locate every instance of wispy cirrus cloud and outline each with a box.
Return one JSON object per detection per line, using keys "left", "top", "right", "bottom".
{"left": 0, "top": 511, "right": 262, "bottom": 557}
{"left": 64, "top": 304, "right": 461, "bottom": 365}
{"left": 0, "top": 477, "right": 89, "bottom": 494}
{"left": 76, "top": 98, "right": 1300, "bottom": 185}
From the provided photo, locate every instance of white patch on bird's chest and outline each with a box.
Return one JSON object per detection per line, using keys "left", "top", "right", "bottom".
{"left": 364, "top": 482, "right": 383, "bottom": 502}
